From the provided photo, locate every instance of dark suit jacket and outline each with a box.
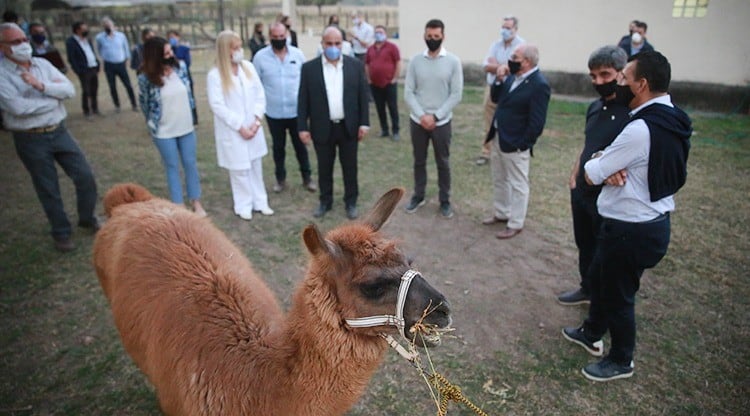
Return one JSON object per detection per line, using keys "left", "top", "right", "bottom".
{"left": 66, "top": 35, "right": 99, "bottom": 75}
{"left": 493, "top": 69, "right": 551, "bottom": 153}
{"left": 297, "top": 55, "right": 369, "bottom": 144}
{"left": 619, "top": 39, "right": 655, "bottom": 56}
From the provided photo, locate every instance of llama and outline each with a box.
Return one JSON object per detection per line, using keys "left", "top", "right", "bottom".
{"left": 93, "top": 183, "right": 452, "bottom": 415}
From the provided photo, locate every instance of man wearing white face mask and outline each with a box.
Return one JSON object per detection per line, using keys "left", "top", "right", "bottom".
{"left": 0, "top": 22, "right": 100, "bottom": 252}
{"left": 348, "top": 11, "right": 374, "bottom": 63}
{"left": 476, "top": 15, "right": 525, "bottom": 166}
{"left": 619, "top": 20, "right": 655, "bottom": 56}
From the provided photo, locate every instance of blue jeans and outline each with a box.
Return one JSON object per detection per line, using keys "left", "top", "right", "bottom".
{"left": 13, "top": 124, "right": 98, "bottom": 239}
{"left": 152, "top": 131, "right": 201, "bottom": 204}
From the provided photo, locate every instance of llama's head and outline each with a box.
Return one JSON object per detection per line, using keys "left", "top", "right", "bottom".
{"left": 303, "top": 188, "right": 452, "bottom": 348}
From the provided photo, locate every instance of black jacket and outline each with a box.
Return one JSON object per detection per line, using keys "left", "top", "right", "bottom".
{"left": 65, "top": 35, "right": 99, "bottom": 74}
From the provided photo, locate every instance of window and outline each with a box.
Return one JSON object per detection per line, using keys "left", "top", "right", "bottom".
{"left": 673, "top": 0, "right": 709, "bottom": 18}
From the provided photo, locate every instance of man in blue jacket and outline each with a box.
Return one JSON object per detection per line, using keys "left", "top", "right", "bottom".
{"left": 483, "top": 43, "right": 550, "bottom": 239}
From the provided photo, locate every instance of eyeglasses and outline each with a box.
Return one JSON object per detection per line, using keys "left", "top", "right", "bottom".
{"left": 2, "top": 37, "right": 28, "bottom": 45}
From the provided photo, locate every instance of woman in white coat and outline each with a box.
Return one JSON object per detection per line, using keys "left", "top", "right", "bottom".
{"left": 207, "top": 30, "right": 273, "bottom": 220}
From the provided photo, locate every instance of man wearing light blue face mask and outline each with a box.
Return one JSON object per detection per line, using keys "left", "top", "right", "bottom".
{"left": 365, "top": 25, "right": 401, "bottom": 141}
{"left": 476, "top": 15, "right": 525, "bottom": 166}
{"left": 297, "top": 26, "right": 370, "bottom": 220}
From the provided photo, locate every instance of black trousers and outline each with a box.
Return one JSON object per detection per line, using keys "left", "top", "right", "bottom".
{"left": 103, "top": 61, "right": 136, "bottom": 108}
{"left": 370, "top": 83, "right": 399, "bottom": 135}
{"left": 570, "top": 188, "right": 602, "bottom": 294}
{"left": 410, "top": 119, "right": 451, "bottom": 203}
{"left": 76, "top": 67, "right": 99, "bottom": 115}
{"left": 313, "top": 122, "right": 358, "bottom": 208}
{"left": 265, "top": 116, "right": 311, "bottom": 184}
{"left": 584, "top": 214, "right": 670, "bottom": 364}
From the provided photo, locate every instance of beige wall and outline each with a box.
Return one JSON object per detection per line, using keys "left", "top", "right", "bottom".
{"left": 399, "top": 0, "right": 750, "bottom": 86}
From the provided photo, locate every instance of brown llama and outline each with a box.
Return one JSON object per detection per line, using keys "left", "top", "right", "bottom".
{"left": 93, "top": 183, "right": 452, "bottom": 415}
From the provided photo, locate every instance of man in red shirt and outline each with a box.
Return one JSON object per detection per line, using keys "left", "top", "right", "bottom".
{"left": 365, "top": 25, "right": 401, "bottom": 141}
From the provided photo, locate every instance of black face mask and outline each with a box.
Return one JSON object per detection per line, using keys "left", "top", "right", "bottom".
{"left": 162, "top": 57, "right": 177, "bottom": 67}
{"left": 104, "top": 27, "right": 112, "bottom": 35}
{"left": 81, "top": 30, "right": 89, "bottom": 37}
{"left": 613, "top": 83, "right": 636, "bottom": 107}
{"left": 593, "top": 79, "right": 618, "bottom": 98}
{"left": 425, "top": 38, "right": 442, "bottom": 52}
{"left": 507, "top": 59, "right": 522, "bottom": 75}
{"left": 271, "top": 39, "right": 286, "bottom": 50}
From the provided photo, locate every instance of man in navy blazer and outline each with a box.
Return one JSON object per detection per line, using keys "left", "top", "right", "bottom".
{"left": 65, "top": 21, "right": 100, "bottom": 118}
{"left": 298, "top": 26, "right": 369, "bottom": 220}
{"left": 484, "top": 43, "right": 550, "bottom": 239}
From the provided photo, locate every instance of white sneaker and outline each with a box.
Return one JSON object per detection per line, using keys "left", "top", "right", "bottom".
{"left": 258, "top": 207, "right": 274, "bottom": 216}
{"left": 236, "top": 209, "right": 253, "bottom": 220}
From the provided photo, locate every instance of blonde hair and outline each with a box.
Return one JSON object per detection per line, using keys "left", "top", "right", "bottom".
{"left": 215, "top": 30, "right": 252, "bottom": 94}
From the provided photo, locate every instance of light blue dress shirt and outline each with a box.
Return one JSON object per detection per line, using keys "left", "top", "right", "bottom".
{"left": 95, "top": 31, "right": 130, "bottom": 63}
{"left": 253, "top": 45, "right": 306, "bottom": 119}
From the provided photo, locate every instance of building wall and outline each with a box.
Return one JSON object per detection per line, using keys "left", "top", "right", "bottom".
{"left": 399, "top": 0, "right": 750, "bottom": 86}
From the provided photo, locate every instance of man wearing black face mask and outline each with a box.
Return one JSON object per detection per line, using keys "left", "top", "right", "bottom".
{"left": 29, "top": 23, "right": 67, "bottom": 73}
{"left": 404, "top": 19, "right": 463, "bottom": 219}
{"left": 254, "top": 22, "right": 315, "bottom": 194}
{"left": 564, "top": 51, "right": 692, "bottom": 382}
{"left": 66, "top": 21, "right": 101, "bottom": 119}
{"left": 557, "top": 45, "right": 630, "bottom": 306}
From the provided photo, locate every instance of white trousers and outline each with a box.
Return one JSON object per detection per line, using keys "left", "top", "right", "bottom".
{"left": 491, "top": 139, "right": 530, "bottom": 230}
{"left": 228, "top": 159, "right": 270, "bottom": 215}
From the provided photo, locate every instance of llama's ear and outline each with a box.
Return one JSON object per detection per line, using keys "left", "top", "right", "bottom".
{"left": 363, "top": 187, "right": 405, "bottom": 231}
{"left": 303, "top": 224, "right": 337, "bottom": 257}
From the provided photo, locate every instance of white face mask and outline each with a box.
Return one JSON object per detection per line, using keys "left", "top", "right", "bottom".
{"left": 631, "top": 32, "right": 643, "bottom": 44}
{"left": 10, "top": 42, "right": 33, "bottom": 62}
{"left": 231, "top": 48, "right": 244, "bottom": 64}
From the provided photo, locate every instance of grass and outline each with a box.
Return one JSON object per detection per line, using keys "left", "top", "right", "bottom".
{"left": 1, "top": 54, "right": 749, "bottom": 415}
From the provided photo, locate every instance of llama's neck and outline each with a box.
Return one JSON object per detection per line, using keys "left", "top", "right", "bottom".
{"left": 275, "top": 276, "right": 388, "bottom": 414}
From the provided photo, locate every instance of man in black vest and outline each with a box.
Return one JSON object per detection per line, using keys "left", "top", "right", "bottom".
{"left": 562, "top": 51, "right": 692, "bottom": 382}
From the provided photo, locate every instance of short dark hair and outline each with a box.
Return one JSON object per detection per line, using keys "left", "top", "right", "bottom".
{"left": 635, "top": 20, "right": 648, "bottom": 32}
{"left": 375, "top": 24, "right": 386, "bottom": 31}
{"left": 72, "top": 21, "right": 85, "bottom": 34}
{"left": 29, "top": 22, "right": 44, "bottom": 33}
{"left": 2, "top": 10, "right": 18, "bottom": 23}
{"left": 167, "top": 29, "right": 179, "bottom": 37}
{"left": 425, "top": 19, "right": 444, "bottom": 33}
{"left": 629, "top": 51, "right": 670, "bottom": 93}
{"left": 588, "top": 45, "right": 628, "bottom": 71}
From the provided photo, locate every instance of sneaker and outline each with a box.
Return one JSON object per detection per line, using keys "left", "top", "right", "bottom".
{"left": 302, "top": 178, "right": 317, "bottom": 192}
{"left": 273, "top": 181, "right": 286, "bottom": 193}
{"left": 405, "top": 196, "right": 425, "bottom": 213}
{"left": 379, "top": 131, "right": 389, "bottom": 138}
{"left": 392, "top": 132, "right": 400, "bottom": 141}
{"left": 440, "top": 201, "right": 453, "bottom": 218}
{"left": 258, "top": 207, "right": 274, "bottom": 216}
{"left": 53, "top": 236, "right": 75, "bottom": 252}
{"left": 582, "top": 357, "right": 634, "bottom": 382}
{"left": 475, "top": 156, "right": 489, "bottom": 165}
{"left": 557, "top": 288, "right": 591, "bottom": 306}
{"left": 236, "top": 209, "right": 253, "bottom": 221}
{"left": 562, "top": 326, "right": 604, "bottom": 357}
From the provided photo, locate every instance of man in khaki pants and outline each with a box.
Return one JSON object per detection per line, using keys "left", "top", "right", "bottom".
{"left": 476, "top": 15, "right": 524, "bottom": 165}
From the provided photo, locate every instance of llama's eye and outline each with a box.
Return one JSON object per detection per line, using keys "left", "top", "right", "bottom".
{"left": 359, "top": 282, "right": 388, "bottom": 299}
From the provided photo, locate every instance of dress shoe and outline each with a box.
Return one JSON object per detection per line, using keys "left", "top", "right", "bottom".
{"left": 78, "top": 217, "right": 103, "bottom": 233}
{"left": 346, "top": 205, "right": 359, "bottom": 220}
{"left": 379, "top": 131, "right": 389, "bottom": 138}
{"left": 273, "top": 181, "right": 286, "bottom": 193}
{"left": 496, "top": 227, "right": 522, "bottom": 239}
{"left": 482, "top": 215, "right": 508, "bottom": 225}
{"left": 303, "top": 178, "right": 317, "bottom": 192}
{"left": 53, "top": 236, "right": 75, "bottom": 252}
{"left": 313, "top": 204, "right": 331, "bottom": 218}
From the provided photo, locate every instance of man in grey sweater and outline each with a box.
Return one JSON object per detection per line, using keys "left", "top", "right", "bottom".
{"left": 404, "top": 18, "right": 463, "bottom": 218}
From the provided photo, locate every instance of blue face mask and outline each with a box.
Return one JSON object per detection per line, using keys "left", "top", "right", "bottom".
{"left": 501, "top": 28, "right": 513, "bottom": 41}
{"left": 324, "top": 45, "right": 341, "bottom": 60}
{"left": 169, "top": 38, "right": 178, "bottom": 47}
{"left": 374, "top": 32, "right": 386, "bottom": 43}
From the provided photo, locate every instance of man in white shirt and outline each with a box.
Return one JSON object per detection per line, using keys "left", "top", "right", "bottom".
{"left": 65, "top": 21, "right": 100, "bottom": 119}
{"left": 348, "top": 11, "right": 374, "bottom": 63}
{"left": 563, "top": 51, "right": 692, "bottom": 382}
{"left": 0, "top": 23, "right": 99, "bottom": 252}
{"left": 297, "top": 27, "right": 369, "bottom": 220}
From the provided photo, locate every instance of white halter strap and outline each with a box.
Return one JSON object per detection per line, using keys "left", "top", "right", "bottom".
{"left": 345, "top": 269, "right": 420, "bottom": 339}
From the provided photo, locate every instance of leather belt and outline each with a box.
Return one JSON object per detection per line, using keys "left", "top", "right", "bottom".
{"left": 21, "top": 124, "right": 60, "bottom": 134}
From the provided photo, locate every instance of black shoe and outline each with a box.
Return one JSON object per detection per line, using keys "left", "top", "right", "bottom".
{"left": 313, "top": 204, "right": 331, "bottom": 218}
{"left": 405, "top": 196, "right": 425, "bottom": 213}
{"left": 440, "top": 201, "right": 453, "bottom": 219}
{"left": 562, "top": 326, "right": 604, "bottom": 357}
{"left": 379, "top": 131, "right": 389, "bottom": 138}
{"left": 53, "top": 236, "right": 75, "bottom": 252}
{"left": 345, "top": 205, "right": 358, "bottom": 220}
{"left": 78, "top": 217, "right": 102, "bottom": 234}
{"left": 557, "top": 288, "right": 590, "bottom": 305}
{"left": 582, "top": 357, "right": 634, "bottom": 382}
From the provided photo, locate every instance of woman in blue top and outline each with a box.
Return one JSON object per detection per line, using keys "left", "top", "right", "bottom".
{"left": 137, "top": 37, "right": 206, "bottom": 217}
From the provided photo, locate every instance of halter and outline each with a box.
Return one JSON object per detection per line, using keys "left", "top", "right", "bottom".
{"left": 345, "top": 269, "right": 420, "bottom": 340}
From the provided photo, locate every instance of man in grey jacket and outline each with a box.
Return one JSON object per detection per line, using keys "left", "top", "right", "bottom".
{"left": 404, "top": 19, "right": 463, "bottom": 218}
